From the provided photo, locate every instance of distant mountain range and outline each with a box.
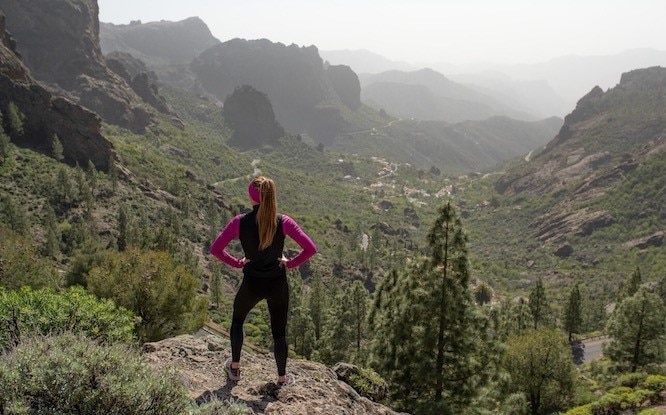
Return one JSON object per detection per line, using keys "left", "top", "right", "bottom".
{"left": 323, "top": 48, "right": 666, "bottom": 118}
{"left": 359, "top": 68, "right": 536, "bottom": 122}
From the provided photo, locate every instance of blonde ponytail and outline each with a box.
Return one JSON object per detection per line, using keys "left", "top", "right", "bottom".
{"left": 253, "top": 177, "right": 277, "bottom": 250}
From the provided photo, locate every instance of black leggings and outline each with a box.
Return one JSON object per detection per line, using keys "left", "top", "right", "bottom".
{"left": 230, "top": 273, "right": 289, "bottom": 376}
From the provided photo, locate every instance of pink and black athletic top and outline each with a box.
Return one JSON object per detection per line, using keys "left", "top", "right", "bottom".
{"left": 210, "top": 205, "right": 317, "bottom": 277}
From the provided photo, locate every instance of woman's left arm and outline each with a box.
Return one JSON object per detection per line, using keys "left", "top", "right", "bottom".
{"left": 282, "top": 215, "right": 317, "bottom": 268}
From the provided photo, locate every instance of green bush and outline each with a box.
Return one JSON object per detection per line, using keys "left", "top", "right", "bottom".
{"left": 0, "top": 226, "right": 60, "bottom": 290}
{"left": 0, "top": 333, "right": 188, "bottom": 415}
{"left": 641, "top": 374, "right": 666, "bottom": 393}
{"left": 563, "top": 403, "right": 593, "bottom": 415}
{"left": 637, "top": 409, "right": 661, "bottom": 415}
{"left": 0, "top": 286, "right": 136, "bottom": 351}
{"left": 87, "top": 248, "right": 208, "bottom": 342}
{"left": 615, "top": 372, "right": 647, "bottom": 388}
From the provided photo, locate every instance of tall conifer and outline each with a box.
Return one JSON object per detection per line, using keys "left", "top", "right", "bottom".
{"left": 370, "top": 202, "right": 494, "bottom": 414}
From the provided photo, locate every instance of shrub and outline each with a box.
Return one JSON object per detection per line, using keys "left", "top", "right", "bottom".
{"left": 0, "top": 333, "right": 188, "bottom": 415}
{"left": 0, "top": 226, "right": 60, "bottom": 290}
{"left": 0, "top": 286, "right": 137, "bottom": 351}
{"left": 641, "top": 374, "right": 666, "bottom": 393}
{"left": 87, "top": 248, "right": 208, "bottom": 341}
{"left": 615, "top": 372, "right": 647, "bottom": 388}
{"left": 564, "top": 403, "right": 593, "bottom": 415}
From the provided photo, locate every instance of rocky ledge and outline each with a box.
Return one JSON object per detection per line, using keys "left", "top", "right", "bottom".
{"left": 142, "top": 334, "right": 407, "bottom": 415}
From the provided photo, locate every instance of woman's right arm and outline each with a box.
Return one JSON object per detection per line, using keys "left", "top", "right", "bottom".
{"left": 210, "top": 215, "right": 245, "bottom": 268}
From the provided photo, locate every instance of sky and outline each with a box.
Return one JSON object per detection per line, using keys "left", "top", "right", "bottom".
{"left": 97, "top": 0, "right": 666, "bottom": 65}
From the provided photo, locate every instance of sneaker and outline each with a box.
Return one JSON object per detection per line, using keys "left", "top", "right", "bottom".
{"left": 276, "top": 373, "right": 296, "bottom": 387}
{"left": 225, "top": 358, "right": 241, "bottom": 381}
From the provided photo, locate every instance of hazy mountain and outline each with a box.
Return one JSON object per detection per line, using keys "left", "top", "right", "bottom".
{"left": 2, "top": 0, "right": 156, "bottom": 132}
{"left": 320, "top": 49, "right": 415, "bottom": 74}
{"left": 100, "top": 17, "right": 220, "bottom": 66}
{"left": 496, "top": 66, "right": 666, "bottom": 247}
{"left": 429, "top": 49, "right": 666, "bottom": 114}
{"left": 447, "top": 71, "right": 569, "bottom": 119}
{"left": 0, "top": 14, "right": 113, "bottom": 170}
{"left": 360, "top": 68, "right": 537, "bottom": 122}
{"left": 190, "top": 38, "right": 361, "bottom": 142}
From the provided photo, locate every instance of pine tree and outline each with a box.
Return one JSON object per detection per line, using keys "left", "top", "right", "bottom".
{"left": 606, "top": 289, "right": 666, "bottom": 372}
{"left": 318, "top": 290, "right": 353, "bottom": 365}
{"left": 347, "top": 280, "right": 370, "bottom": 361}
{"left": 43, "top": 203, "right": 61, "bottom": 257}
{"left": 563, "top": 284, "right": 582, "bottom": 342}
{"left": 209, "top": 261, "right": 222, "bottom": 308}
{"left": 307, "top": 272, "right": 326, "bottom": 340}
{"left": 52, "top": 134, "right": 64, "bottom": 162}
{"left": 370, "top": 202, "right": 494, "bottom": 414}
{"left": 0, "top": 116, "right": 10, "bottom": 162}
{"left": 626, "top": 266, "right": 642, "bottom": 297}
{"left": 117, "top": 205, "right": 129, "bottom": 251}
{"left": 7, "top": 102, "right": 25, "bottom": 137}
{"left": 290, "top": 305, "right": 316, "bottom": 358}
{"left": 57, "top": 166, "right": 72, "bottom": 202}
{"left": 529, "top": 278, "right": 551, "bottom": 330}
{"left": 0, "top": 195, "right": 29, "bottom": 235}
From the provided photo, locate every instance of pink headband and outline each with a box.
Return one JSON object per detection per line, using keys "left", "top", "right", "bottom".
{"left": 248, "top": 181, "right": 260, "bottom": 204}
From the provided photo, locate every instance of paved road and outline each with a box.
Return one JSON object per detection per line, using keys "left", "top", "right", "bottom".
{"left": 581, "top": 336, "right": 609, "bottom": 363}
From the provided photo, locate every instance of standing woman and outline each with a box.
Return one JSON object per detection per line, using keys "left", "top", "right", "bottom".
{"left": 210, "top": 176, "right": 317, "bottom": 386}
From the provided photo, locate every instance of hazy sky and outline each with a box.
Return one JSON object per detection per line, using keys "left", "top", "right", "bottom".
{"left": 97, "top": 0, "right": 666, "bottom": 65}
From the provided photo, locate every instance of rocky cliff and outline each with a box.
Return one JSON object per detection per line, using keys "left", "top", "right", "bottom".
{"left": 1, "top": 0, "right": 155, "bottom": 133}
{"left": 494, "top": 66, "right": 666, "bottom": 246}
{"left": 100, "top": 17, "right": 220, "bottom": 66}
{"left": 326, "top": 64, "right": 362, "bottom": 110}
{"left": 496, "top": 66, "right": 666, "bottom": 197}
{"left": 143, "top": 333, "right": 408, "bottom": 415}
{"left": 191, "top": 38, "right": 357, "bottom": 143}
{"left": 0, "top": 14, "right": 113, "bottom": 170}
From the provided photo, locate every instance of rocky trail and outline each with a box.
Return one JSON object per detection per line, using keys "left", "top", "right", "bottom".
{"left": 143, "top": 333, "right": 407, "bottom": 415}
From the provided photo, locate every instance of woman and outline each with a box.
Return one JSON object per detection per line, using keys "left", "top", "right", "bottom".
{"left": 210, "top": 176, "right": 317, "bottom": 386}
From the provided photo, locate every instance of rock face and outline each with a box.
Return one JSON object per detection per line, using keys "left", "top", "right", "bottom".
{"left": 496, "top": 67, "right": 666, "bottom": 197}
{"left": 191, "top": 38, "right": 359, "bottom": 143}
{"left": 326, "top": 64, "right": 361, "bottom": 110}
{"left": 100, "top": 17, "right": 220, "bottom": 66}
{"left": 0, "top": 14, "right": 113, "bottom": 170}
{"left": 223, "top": 85, "right": 285, "bottom": 150}
{"left": 142, "top": 334, "right": 408, "bottom": 415}
{"left": 2, "top": 0, "right": 153, "bottom": 132}
{"left": 105, "top": 52, "right": 172, "bottom": 115}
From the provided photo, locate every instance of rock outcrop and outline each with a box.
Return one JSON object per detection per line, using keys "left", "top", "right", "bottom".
{"left": 100, "top": 17, "right": 220, "bottom": 66}
{"left": 106, "top": 52, "right": 172, "bottom": 115}
{"left": 223, "top": 85, "right": 285, "bottom": 150}
{"left": 326, "top": 64, "right": 362, "bottom": 110}
{"left": 2, "top": 0, "right": 154, "bottom": 133}
{"left": 142, "top": 333, "right": 408, "bottom": 415}
{"left": 0, "top": 14, "right": 113, "bottom": 170}
{"left": 191, "top": 38, "right": 355, "bottom": 143}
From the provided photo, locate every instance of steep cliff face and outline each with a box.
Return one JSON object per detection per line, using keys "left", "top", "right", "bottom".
{"left": 0, "top": 14, "right": 113, "bottom": 171}
{"left": 2, "top": 0, "right": 154, "bottom": 133}
{"left": 326, "top": 64, "right": 362, "bottom": 110}
{"left": 191, "top": 38, "right": 360, "bottom": 142}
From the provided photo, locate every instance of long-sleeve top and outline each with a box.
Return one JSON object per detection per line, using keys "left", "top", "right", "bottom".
{"left": 210, "top": 209, "right": 317, "bottom": 270}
